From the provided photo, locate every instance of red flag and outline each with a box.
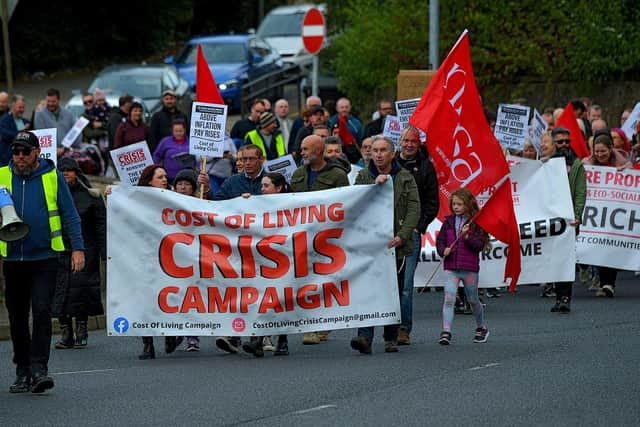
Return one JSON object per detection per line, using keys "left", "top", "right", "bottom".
{"left": 409, "top": 30, "right": 521, "bottom": 289}
{"left": 196, "top": 45, "right": 224, "bottom": 104}
{"left": 338, "top": 115, "right": 355, "bottom": 147}
{"left": 474, "top": 179, "right": 521, "bottom": 291}
{"left": 555, "top": 102, "right": 590, "bottom": 159}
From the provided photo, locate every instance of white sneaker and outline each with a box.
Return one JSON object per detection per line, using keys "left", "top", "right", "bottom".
{"left": 262, "top": 336, "right": 275, "bottom": 351}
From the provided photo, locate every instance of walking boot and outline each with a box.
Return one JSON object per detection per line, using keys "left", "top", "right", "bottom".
{"left": 74, "top": 320, "right": 88, "bottom": 348}
{"left": 550, "top": 299, "right": 561, "bottom": 312}
{"left": 9, "top": 375, "right": 31, "bottom": 393}
{"left": 242, "top": 337, "right": 264, "bottom": 358}
{"left": 558, "top": 297, "right": 571, "bottom": 313}
{"left": 55, "top": 317, "right": 75, "bottom": 349}
{"left": 138, "top": 337, "right": 155, "bottom": 360}
{"left": 274, "top": 335, "right": 289, "bottom": 356}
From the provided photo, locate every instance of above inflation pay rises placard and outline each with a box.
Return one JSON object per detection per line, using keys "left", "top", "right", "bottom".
{"left": 189, "top": 102, "right": 228, "bottom": 158}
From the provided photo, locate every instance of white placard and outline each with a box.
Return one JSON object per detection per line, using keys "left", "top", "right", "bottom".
{"left": 494, "top": 104, "right": 530, "bottom": 150}
{"left": 107, "top": 182, "right": 400, "bottom": 336}
{"left": 32, "top": 128, "right": 57, "bottom": 166}
{"left": 189, "top": 102, "right": 228, "bottom": 157}
{"left": 348, "top": 164, "right": 362, "bottom": 185}
{"left": 621, "top": 102, "right": 640, "bottom": 140}
{"left": 529, "top": 108, "right": 548, "bottom": 154}
{"left": 395, "top": 98, "right": 426, "bottom": 141}
{"left": 61, "top": 117, "right": 90, "bottom": 148}
{"left": 109, "top": 141, "right": 154, "bottom": 186}
{"left": 415, "top": 157, "right": 576, "bottom": 286}
{"left": 264, "top": 154, "right": 297, "bottom": 183}
{"left": 576, "top": 165, "right": 640, "bottom": 270}
{"left": 382, "top": 115, "right": 401, "bottom": 148}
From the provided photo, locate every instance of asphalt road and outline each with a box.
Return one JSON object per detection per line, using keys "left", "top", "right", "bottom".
{"left": 1, "top": 274, "right": 639, "bottom": 427}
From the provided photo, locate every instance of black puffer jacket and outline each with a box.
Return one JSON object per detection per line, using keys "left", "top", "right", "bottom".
{"left": 52, "top": 175, "right": 106, "bottom": 317}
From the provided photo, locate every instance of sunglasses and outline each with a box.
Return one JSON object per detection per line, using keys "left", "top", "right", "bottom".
{"left": 12, "top": 147, "right": 33, "bottom": 156}
{"left": 554, "top": 139, "right": 571, "bottom": 145}
{"left": 83, "top": 100, "right": 94, "bottom": 105}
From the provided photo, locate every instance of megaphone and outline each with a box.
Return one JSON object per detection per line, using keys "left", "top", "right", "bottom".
{"left": 0, "top": 186, "right": 30, "bottom": 242}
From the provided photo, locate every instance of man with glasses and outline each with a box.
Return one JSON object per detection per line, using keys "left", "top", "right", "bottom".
{"left": 395, "top": 126, "right": 439, "bottom": 345}
{"left": 0, "top": 95, "right": 31, "bottom": 166}
{"left": 546, "top": 126, "right": 586, "bottom": 313}
{"left": 0, "top": 131, "right": 84, "bottom": 393}
{"left": 211, "top": 144, "right": 265, "bottom": 353}
{"left": 230, "top": 99, "right": 266, "bottom": 145}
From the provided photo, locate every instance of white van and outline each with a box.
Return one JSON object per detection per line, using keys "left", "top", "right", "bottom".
{"left": 256, "top": 4, "right": 327, "bottom": 70}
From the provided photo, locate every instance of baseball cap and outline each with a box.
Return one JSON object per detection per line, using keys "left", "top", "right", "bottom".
{"left": 12, "top": 131, "right": 39, "bottom": 149}
{"left": 162, "top": 89, "right": 177, "bottom": 97}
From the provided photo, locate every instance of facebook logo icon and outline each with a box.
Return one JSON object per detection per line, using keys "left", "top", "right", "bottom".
{"left": 113, "top": 317, "right": 129, "bottom": 334}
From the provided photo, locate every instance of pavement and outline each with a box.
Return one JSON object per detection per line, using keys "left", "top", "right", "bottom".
{"left": 0, "top": 273, "right": 639, "bottom": 426}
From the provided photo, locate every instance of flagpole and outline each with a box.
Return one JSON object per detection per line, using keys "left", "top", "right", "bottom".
{"left": 418, "top": 231, "right": 465, "bottom": 293}
{"left": 199, "top": 156, "right": 207, "bottom": 199}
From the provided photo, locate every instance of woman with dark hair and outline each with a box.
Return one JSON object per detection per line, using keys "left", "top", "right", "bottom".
{"left": 114, "top": 102, "right": 149, "bottom": 149}
{"left": 242, "top": 172, "right": 292, "bottom": 357}
{"left": 52, "top": 158, "right": 105, "bottom": 349}
{"left": 135, "top": 164, "right": 179, "bottom": 359}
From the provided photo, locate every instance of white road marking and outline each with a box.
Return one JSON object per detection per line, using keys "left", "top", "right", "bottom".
{"left": 51, "top": 369, "right": 116, "bottom": 375}
{"left": 293, "top": 404, "right": 337, "bottom": 415}
{"left": 467, "top": 362, "right": 500, "bottom": 371}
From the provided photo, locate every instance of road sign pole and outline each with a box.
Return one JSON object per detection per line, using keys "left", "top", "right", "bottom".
{"left": 312, "top": 55, "right": 318, "bottom": 97}
{"left": 1, "top": 0, "right": 13, "bottom": 92}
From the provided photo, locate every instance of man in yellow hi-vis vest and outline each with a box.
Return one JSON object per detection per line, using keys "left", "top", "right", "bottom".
{"left": 1, "top": 131, "right": 84, "bottom": 394}
{"left": 242, "top": 111, "right": 286, "bottom": 161}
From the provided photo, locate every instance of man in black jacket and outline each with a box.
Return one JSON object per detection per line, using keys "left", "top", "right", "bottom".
{"left": 363, "top": 100, "right": 394, "bottom": 138}
{"left": 395, "top": 126, "right": 439, "bottom": 345}
{"left": 148, "top": 90, "right": 189, "bottom": 154}
{"left": 107, "top": 94, "right": 133, "bottom": 150}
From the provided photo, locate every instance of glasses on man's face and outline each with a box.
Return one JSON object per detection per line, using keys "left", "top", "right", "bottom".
{"left": 554, "top": 139, "right": 571, "bottom": 145}
{"left": 243, "top": 156, "right": 260, "bottom": 162}
{"left": 12, "top": 147, "right": 33, "bottom": 156}
{"left": 83, "top": 99, "right": 94, "bottom": 105}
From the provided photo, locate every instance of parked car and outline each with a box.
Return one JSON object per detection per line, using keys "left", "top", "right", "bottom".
{"left": 166, "top": 34, "right": 283, "bottom": 111}
{"left": 256, "top": 4, "right": 328, "bottom": 70}
{"left": 66, "top": 64, "right": 193, "bottom": 121}
{"left": 65, "top": 93, "right": 149, "bottom": 121}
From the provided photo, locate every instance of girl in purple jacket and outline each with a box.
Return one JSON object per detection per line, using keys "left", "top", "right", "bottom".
{"left": 436, "top": 188, "right": 489, "bottom": 345}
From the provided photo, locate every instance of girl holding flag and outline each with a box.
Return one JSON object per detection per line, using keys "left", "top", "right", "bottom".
{"left": 436, "top": 188, "right": 490, "bottom": 345}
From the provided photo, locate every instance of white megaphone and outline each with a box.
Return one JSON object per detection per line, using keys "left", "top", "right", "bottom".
{"left": 0, "top": 186, "right": 30, "bottom": 242}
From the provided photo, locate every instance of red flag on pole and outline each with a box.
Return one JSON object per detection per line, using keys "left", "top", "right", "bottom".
{"left": 409, "top": 30, "right": 521, "bottom": 289}
{"left": 196, "top": 45, "right": 224, "bottom": 104}
{"left": 474, "top": 178, "right": 521, "bottom": 291}
{"left": 337, "top": 115, "right": 356, "bottom": 148}
{"left": 554, "top": 102, "right": 590, "bottom": 159}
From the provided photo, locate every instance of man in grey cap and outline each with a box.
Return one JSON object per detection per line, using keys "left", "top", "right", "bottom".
{"left": 242, "top": 111, "right": 286, "bottom": 160}
{"left": 0, "top": 131, "right": 84, "bottom": 394}
{"left": 148, "top": 89, "right": 189, "bottom": 153}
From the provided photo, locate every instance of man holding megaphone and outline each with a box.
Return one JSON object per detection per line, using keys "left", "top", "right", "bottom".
{"left": 0, "top": 131, "right": 85, "bottom": 394}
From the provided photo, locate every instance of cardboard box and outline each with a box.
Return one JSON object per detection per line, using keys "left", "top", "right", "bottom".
{"left": 397, "top": 70, "right": 436, "bottom": 101}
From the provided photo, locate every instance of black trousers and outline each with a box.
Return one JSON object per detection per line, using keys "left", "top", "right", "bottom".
{"left": 4, "top": 258, "right": 58, "bottom": 376}
{"left": 599, "top": 267, "right": 618, "bottom": 288}
{"left": 554, "top": 281, "right": 573, "bottom": 299}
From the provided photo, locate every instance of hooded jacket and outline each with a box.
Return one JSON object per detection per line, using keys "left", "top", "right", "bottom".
{"left": 355, "top": 159, "right": 420, "bottom": 258}
{"left": 436, "top": 215, "right": 486, "bottom": 273}
{"left": 1, "top": 159, "right": 84, "bottom": 261}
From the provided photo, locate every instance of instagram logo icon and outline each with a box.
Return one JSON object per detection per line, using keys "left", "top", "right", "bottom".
{"left": 232, "top": 318, "right": 246, "bottom": 332}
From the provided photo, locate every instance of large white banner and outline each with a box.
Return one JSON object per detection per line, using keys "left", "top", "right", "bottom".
{"left": 576, "top": 165, "right": 640, "bottom": 270}
{"left": 107, "top": 183, "right": 401, "bottom": 336}
{"left": 415, "top": 157, "right": 576, "bottom": 286}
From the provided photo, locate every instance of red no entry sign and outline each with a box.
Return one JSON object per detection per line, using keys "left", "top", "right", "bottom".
{"left": 302, "top": 8, "right": 325, "bottom": 55}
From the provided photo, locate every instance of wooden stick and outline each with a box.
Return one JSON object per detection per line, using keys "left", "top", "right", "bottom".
{"left": 418, "top": 231, "right": 465, "bottom": 293}
{"left": 199, "top": 156, "right": 207, "bottom": 199}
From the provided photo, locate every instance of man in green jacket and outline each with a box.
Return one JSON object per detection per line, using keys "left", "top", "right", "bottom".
{"left": 291, "top": 135, "right": 349, "bottom": 344}
{"left": 351, "top": 134, "right": 420, "bottom": 354}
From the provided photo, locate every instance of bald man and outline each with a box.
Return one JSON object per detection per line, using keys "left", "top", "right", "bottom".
{"left": 290, "top": 134, "right": 350, "bottom": 345}
{"left": 0, "top": 92, "right": 9, "bottom": 118}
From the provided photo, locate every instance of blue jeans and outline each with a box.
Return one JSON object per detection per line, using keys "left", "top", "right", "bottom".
{"left": 400, "top": 231, "right": 421, "bottom": 333}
